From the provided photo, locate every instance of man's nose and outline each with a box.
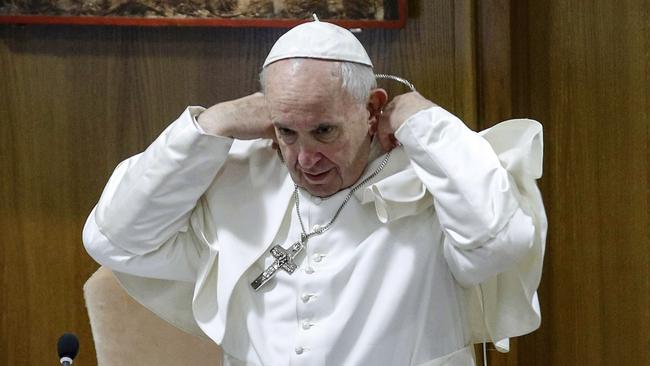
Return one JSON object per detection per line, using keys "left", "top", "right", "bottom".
{"left": 297, "top": 144, "right": 322, "bottom": 170}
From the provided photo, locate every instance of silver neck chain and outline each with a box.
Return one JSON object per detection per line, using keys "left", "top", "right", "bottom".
{"left": 294, "top": 150, "right": 392, "bottom": 241}
{"left": 375, "top": 74, "right": 417, "bottom": 92}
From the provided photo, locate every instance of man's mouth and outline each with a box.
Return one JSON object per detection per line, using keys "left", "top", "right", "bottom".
{"left": 303, "top": 169, "right": 331, "bottom": 183}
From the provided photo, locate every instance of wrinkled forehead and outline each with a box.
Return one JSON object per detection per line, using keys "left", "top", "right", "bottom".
{"left": 264, "top": 60, "right": 365, "bottom": 127}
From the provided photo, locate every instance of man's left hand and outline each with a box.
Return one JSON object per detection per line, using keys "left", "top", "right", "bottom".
{"left": 376, "top": 92, "right": 437, "bottom": 151}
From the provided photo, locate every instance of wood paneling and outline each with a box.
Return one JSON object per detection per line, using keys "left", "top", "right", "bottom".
{"left": 476, "top": 0, "right": 512, "bottom": 127}
{"left": 4, "top": 0, "right": 647, "bottom": 364}
{"left": 478, "top": 0, "right": 650, "bottom": 364}
{"left": 0, "top": 1, "right": 477, "bottom": 364}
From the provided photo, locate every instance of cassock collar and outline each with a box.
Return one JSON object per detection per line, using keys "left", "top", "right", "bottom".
{"left": 350, "top": 144, "right": 433, "bottom": 223}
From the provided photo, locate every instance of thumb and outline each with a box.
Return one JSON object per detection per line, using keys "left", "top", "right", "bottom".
{"left": 377, "top": 129, "right": 396, "bottom": 152}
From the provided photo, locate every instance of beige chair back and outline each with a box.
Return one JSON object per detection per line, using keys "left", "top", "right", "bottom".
{"left": 84, "top": 266, "right": 222, "bottom": 365}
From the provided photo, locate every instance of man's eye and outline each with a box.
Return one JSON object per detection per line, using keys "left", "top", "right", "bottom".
{"left": 278, "top": 128, "right": 294, "bottom": 135}
{"left": 315, "top": 126, "right": 335, "bottom": 135}
{"left": 313, "top": 126, "right": 338, "bottom": 142}
{"left": 276, "top": 127, "right": 297, "bottom": 143}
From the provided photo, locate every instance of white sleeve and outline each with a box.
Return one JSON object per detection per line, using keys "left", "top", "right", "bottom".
{"left": 83, "top": 106, "right": 233, "bottom": 281}
{"left": 83, "top": 207, "right": 205, "bottom": 282}
{"left": 395, "top": 106, "right": 536, "bottom": 286}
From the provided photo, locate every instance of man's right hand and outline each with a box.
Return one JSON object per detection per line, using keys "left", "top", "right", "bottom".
{"left": 197, "top": 92, "right": 275, "bottom": 141}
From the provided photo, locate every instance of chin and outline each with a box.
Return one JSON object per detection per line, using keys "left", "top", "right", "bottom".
{"left": 291, "top": 170, "right": 342, "bottom": 197}
{"left": 302, "top": 184, "right": 337, "bottom": 198}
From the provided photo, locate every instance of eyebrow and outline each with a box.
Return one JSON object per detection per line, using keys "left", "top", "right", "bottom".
{"left": 272, "top": 122, "right": 338, "bottom": 130}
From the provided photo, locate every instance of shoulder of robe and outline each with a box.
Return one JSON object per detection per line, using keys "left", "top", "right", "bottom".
{"left": 219, "top": 138, "right": 283, "bottom": 174}
{"left": 208, "top": 138, "right": 288, "bottom": 195}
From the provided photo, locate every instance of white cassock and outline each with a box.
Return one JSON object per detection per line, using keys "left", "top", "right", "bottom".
{"left": 83, "top": 106, "right": 546, "bottom": 366}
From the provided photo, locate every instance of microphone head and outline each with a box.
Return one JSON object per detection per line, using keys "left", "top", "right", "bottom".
{"left": 57, "top": 333, "right": 79, "bottom": 360}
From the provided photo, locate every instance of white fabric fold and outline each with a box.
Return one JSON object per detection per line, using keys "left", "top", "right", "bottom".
{"left": 470, "top": 119, "right": 547, "bottom": 351}
{"left": 359, "top": 168, "right": 434, "bottom": 223}
{"left": 396, "top": 108, "right": 522, "bottom": 250}
{"left": 95, "top": 107, "right": 232, "bottom": 254}
{"left": 356, "top": 114, "right": 546, "bottom": 351}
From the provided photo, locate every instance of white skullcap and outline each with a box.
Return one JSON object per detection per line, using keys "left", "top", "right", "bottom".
{"left": 263, "top": 20, "right": 373, "bottom": 68}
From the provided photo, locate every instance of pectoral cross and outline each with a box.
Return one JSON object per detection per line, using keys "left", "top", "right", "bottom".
{"left": 251, "top": 234, "right": 307, "bottom": 291}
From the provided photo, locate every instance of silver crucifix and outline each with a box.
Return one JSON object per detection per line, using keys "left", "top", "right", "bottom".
{"left": 251, "top": 233, "right": 307, "bottom": 291}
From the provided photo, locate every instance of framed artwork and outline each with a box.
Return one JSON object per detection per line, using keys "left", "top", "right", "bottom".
{"left": 0, "top": 0, "right": 406, "bottom": 28}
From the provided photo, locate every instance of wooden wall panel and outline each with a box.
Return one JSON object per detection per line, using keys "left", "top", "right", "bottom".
{"left": 0, "top": 1, "right": 477, "bottom": 364}
{"left": 4, "top": 0, "right": 648, "bottom": 364}
{"left": 518, "top": 1, "right": 648, "bottom": 364}
{"left": 479, "top": 0, "right": 649, "bottom": 365}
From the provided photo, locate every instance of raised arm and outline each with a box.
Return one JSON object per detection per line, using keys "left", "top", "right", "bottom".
{"left": 83, "top": 93, "right": 274, "bottom": 281}
{"left": 379, "top": 92, "right": 538, "bottom": 286}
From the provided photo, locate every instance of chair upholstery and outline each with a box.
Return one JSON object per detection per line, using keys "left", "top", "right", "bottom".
{"left": 84, "top": 266, "right": 222, "bottom": 365}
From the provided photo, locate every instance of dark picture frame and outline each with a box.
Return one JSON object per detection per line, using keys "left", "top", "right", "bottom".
{"left": 0, "top": 0, "right": 406, "bottom": 28}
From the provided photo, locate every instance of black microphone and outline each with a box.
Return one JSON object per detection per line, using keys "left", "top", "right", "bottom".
{"left": 57, "top": 333, "right": 79, "bottom": 365}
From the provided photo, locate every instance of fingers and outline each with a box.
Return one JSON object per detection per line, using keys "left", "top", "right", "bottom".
{"left": 376, "top": 112, "right": 398, "bottom": 152}
{"left": 376, "top": 91, "right": 434, "bottom": 152}
{"left": 380, "top": 92, "right": 437, "bottom": 135}
{"left": 377, "top": 131, "right": 394, "bottom": 152}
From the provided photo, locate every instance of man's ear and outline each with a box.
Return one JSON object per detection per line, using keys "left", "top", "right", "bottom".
{"left": 367, "top": 88, "right": 388, "bottom": 135}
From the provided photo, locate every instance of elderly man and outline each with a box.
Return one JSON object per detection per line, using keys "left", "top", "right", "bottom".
{"left": 83, "top": 20, "right": 546, "bottom": 365}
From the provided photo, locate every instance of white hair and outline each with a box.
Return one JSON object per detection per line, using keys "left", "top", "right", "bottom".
{"left": 259, "top": 59, "right": 376, "bottom": 104}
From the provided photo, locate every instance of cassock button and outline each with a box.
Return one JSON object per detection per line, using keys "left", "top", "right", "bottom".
{"left": 311, "top": 224, "right": 322, "bottom": 232}
{"left": 312, "top": 253, "right": 323, "bottom": 263}
{"left": 295, "top": 346, "right": 304, "bottom": 355}
{"left": 305, "top": 266, "right": 315, "bottom": 274}
{"left": 301, "top": 293, "right": 312, "bottom": 303}
{"left": 302, "top": 321, "right": 313, "bottom": 330}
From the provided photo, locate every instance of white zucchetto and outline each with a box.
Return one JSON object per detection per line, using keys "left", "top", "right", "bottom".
{"left": 262, "top": 20, "right": 373, "bottom": 68}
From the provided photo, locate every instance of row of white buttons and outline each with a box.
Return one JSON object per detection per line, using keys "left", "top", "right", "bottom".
{"left": 296, "top": 224, "right": 323, "bottom": 356}
{"left": 296, "top": 320, "right": 315, "bottom": 354}
{"left": 297, "top": 292, "right": 317, "bottom": 355}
